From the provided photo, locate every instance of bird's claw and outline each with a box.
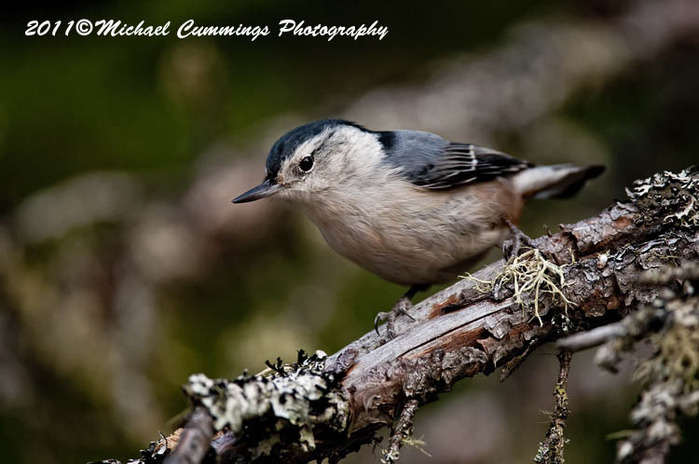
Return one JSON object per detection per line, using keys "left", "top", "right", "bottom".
{"left": 374, "top": 311, "right": 390, "bottom": 337}
{"left": 502, "top": 218, "right": 560, "bottom": 265}
{"left": 374, "top": 297, "right": 415, "bottom": 341}
{"left": 503, "top": 218, "right": 537, "bottom": 260}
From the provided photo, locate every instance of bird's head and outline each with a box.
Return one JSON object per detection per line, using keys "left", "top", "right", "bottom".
{"left": 233, "top": 119, "right": 389, "bottom": 204}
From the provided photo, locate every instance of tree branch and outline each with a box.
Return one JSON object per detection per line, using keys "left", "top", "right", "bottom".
{"left": 163, "top": 407, "right": 214, "bottom": 464}
{"left": 534, "top": 350, "right": 572, "bottom": 464}
{"left": 100, "top": 168, "right": 698, "bottom": 464}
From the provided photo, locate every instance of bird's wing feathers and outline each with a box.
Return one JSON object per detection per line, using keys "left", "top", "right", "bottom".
{"left": 382, "top": 131, "right": 533, "bottom": 190}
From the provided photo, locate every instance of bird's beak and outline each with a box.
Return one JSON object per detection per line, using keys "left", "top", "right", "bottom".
{"left": 232, "top": 179, "right": 283, "bottom": 204}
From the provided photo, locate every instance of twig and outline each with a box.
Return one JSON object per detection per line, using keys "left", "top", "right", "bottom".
{"left": 557, "top": 323, "right": 627, "bottom": 352}
{"left": 534, "top": 350, "right": 573, "bottom": 464}
{"left": 163, "top": 407, "right": 214, "bottom": 464}
{"left": 382, "top": 399, "right": 420, "bottom": 464}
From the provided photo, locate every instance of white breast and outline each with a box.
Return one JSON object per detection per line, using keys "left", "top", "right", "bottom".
{"left": 300, "top": 176, "right": 513, "bottom": 286}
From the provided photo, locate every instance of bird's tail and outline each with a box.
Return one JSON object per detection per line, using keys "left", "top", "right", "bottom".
{"left": 511, "top": 164, "right": 605, "bottom": 199}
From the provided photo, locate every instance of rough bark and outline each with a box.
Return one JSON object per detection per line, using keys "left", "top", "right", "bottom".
{"left": 97, "top": 167, "right": 698, "bottom": 464}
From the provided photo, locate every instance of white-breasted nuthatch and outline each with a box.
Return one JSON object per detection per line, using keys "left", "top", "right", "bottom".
{"left": 233, "top": 119, "right": 604, "bottom": 337}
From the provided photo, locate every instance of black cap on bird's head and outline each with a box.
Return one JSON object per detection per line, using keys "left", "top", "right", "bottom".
{"left": 232, "top": 119, "right": 366, "bottom": 203}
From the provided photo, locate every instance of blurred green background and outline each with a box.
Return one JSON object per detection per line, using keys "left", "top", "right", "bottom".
{"left": 1, "top": 1, "right": 698, "bottom": 463}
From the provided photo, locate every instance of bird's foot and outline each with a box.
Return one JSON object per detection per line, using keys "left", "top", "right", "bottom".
{"left": 374, "top": 296, "right": 416, "bottom": 341}
{"left": 502, "top": 219, "right": 537, "bottom": 260}
{"left": 502, "top": 219, "right": 561, "bottom": 266}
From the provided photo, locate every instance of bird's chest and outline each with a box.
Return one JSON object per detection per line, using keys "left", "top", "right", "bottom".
{"left": 301, "top": 188, "right": 401, "bottom": 257}
{"left": 299, "top": 184, "right": 488, "bottom": 282}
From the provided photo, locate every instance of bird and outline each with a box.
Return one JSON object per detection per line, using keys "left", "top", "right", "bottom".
{"left": 233, "top": 119, "right": 604, "bottom": 339}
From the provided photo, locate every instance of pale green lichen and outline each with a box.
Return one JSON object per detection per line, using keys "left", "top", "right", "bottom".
{"left": 461, "top": 271, "right": 496, "bottom": 293}
{"left": 635, "top": 323, "right": 699, "bottom": 393}
{"left": 400, "top": 436, "right": 431, "bottom": 457}
{"left": 464, "top": 248, "right": 575, "bottom": 325}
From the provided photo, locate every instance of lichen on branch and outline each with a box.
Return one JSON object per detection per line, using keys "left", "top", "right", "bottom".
{"left": 602, "top": 262, "right": 699, "bottom": 464}
{"left": 181, "top": 350, "right": 349, "bottom": 462}
{"left": 465, "top": 247, "right": 576, "bottom": 326}
{"left": 627, "top": 166, "right": 699, "bottom": 228}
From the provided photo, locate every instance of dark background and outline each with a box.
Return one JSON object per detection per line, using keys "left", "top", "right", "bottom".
{"left": 1, "top": 1, "right": 698, "bottom": 462}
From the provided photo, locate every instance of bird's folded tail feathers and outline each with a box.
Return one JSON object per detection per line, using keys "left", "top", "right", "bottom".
{"left": 512, "top": 164, "right": 605, "bottom": 199}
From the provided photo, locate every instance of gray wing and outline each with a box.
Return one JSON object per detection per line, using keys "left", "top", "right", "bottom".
{"left": 382, "top": 130, "right": 533, "bottom": 190}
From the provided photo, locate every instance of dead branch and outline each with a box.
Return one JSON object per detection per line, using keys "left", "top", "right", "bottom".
{"left": 534, "top": 350, "right": 573, "bottom": 464}
{"left": 163, "top": 407, "right": 214, "bottom": 464}
{"left": 99, "top": 168, "right": 698, "bottom": 464}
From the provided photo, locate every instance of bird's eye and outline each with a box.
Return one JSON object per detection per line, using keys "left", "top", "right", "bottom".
{"left": 299, "top": 156, "right": 314, "bottom": 172}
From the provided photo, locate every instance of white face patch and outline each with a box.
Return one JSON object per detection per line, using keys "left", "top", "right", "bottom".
{"left": 277, "top": 128, "right": 330, "bottom": 182}
{"left": 277, "top": 125, "right": 387, "bottom": 200}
